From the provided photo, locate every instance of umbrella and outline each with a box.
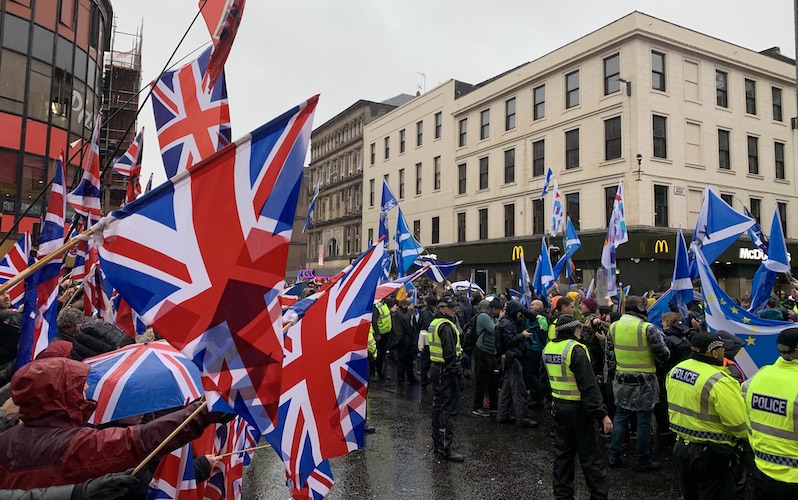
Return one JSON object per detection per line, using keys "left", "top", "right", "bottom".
{"left": 84, "top": 340, "right": 203, "bottom": 425}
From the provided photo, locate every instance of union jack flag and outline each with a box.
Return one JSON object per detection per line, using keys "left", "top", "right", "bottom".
{"left": 145, "top": 173, "right": 154, "bottom": 194}
{"left": 199, "top": 0, "right": 246, "bottom": 92}
{"left": 147, "top": 444, "right": 198, "bottom": 500}
{"left": 67, "top": 217, "right": 88, "bottom": 282}
{"left": 264, "top": 241, "right": 386, "bottom": 498}
{"left": 67, "top": 116, "right": 103, "bottom": 218}
{"left": 113, "top": 127, "right": 145, "bottom": 205}
{"left": 107, "top": 292, "right": 147, "bottom": 338}
{"left": 95, "top": 96, "right": 319, "bottom": 436}
{"left": 82, "top": 247, "right": 112, "bottom": 319}
{"left": 0, "top": 232, "right": 30, "bottom": 308}
{"left": 16, "top": 154, "right": 66, "bottom": 368}
{"left": 152, "top": 46, "right": 231, "bottom": 179}
{"left": 202, "top": 417, "right": 259, "bottom": 500}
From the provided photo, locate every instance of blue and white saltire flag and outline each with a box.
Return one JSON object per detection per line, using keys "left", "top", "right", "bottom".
{"left": 647, "top": 289, "right": 671, "bottom": 329}
{"left": 519, "top": 253, "right": 532, "bottom": 308}
{"left": 395, "top": 208, "right": 425, "bottom": 277}
{"left": 694, "top": 244, "right": 789, "bottom": 377}
{"left": 763, "top": 203, "right": 790, "bottom": 274}
{"left": 538, "top": 239, "right": 555, "bottom": 294}
{"left": 744, "top": 206, "right": 769, "bottom": 254}
{"left": 549, "top": 179, "right": 564, "bottom": 236}
{"left": 690, "top": 187, "right": 754, "bottom": 273}
{"left": 552, "top": 217, "right": 581, "bottom": 280}
{"left": 672, "top": 227, "right": 692, "bottom": 318}
{"left": 378, "top": 179, "right": 398, "bottom": 245}
{"left": 540, "top": 165, "right": 555, "bottom": 199}
{"left": 749, "top": 263, "right": 776, "bottom": 314}
{"left": 302, "top": 181, "right": 320, "bottom": 233}
{"left": 412, "top": 256, "right": 462, "bottom": 283}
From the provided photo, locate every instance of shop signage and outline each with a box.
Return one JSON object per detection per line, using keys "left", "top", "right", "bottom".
{"left": 654, "top": 239, "right": 669, "bottom": 254}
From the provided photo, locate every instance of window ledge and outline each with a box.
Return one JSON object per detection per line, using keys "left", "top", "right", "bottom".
{"left": 650, "top": 89, "right": 670, "bottom": 97}
{"left": 600, "top": 158, "right": 625, "bottom": 167}
{"left": 716, "top": 168, "right": 736, "bottom": 175}
{"left": 774, "top": 178, "right": 790, "bottom": 185}
{"left": 455, "top": 193, "right": 468, "bottom": 198}
{"left": 744, "top": 113, "right": 760, "bottom": 120}
{"left": 715, "top": 106, "right": 732, "bottom": 113}
{"left": 476, "top": 188, "right": 490, "bottom": 194}
{"left": 502, "top": 181, "right": 518, "bottom": 188}
{"left": 772, "top": 120, "right": 786, "bottom": 127}
{"left": 650, "top": 157, "right": 672, "bottom": 165}
{"left": 746, "top": 173, "right": 764, "bottom": 180}
{"left": 685, "top": 163, "right": 706, "bottom": 170}
{"left": 563, "top": 167, "right": 583, "bottom": 173}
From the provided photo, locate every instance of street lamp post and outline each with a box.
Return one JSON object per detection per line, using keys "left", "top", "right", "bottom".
{"left": 635, "top": 153, "right": 643, "bottom": 181}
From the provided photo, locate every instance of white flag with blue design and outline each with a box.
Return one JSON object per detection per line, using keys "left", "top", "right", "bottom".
{"left": 540, "top": 165, "right": 555, "bottom": 199}
{"left": 672, "top": 226, "right": 692, "bottom": 317}
{"left": 395, "top": 208, "right": 425, "bottom": 277}
{"left": 690, "top": 187, "right": 754, "bottom": 274}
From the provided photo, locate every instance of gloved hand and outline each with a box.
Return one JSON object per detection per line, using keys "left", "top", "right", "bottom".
{"left": 76, "top": 472, "right": 140, "bottom": 500}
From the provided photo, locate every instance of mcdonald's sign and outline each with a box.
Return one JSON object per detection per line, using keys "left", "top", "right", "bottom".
{"left": 512, "top": 245, "right": 525, "bottom": 260}
{"left": 654, "top": 239, "right": 669, "bottom": 254}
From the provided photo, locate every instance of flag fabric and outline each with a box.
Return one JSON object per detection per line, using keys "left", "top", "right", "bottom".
{"left": 744, "top": 206, "right": 769, "bottom": 253}
{"left": 264, "top": 241, "right": 385, "bottom": 498}
{"left": 763, "top": 203, "right": 789, "bottom": 273}
{"left": 83, "top": 247, "right": 113, "bottom": 319}
{"left": 693, "top": 244, "right": 788, "bottom": 377}
{"left": 16, "top": 154, "right": 66, "bottom": 368}
{"left": 145, "top": 173, "right": 154, "bottom": 194}
{"left": 0, "top": 233, "right": 30, "bottom": 308}
{"left": 279, "top": 281, "right": 310, "bottom": 309}
{"left": 302, "top": 182, "right": 320, "bottom": 233}
{"left": 394, "top": 208, "right": 424, "bottom": 277}
{"left": 378, "top": 179, "right": 397, "bottom": 244}
{"left": 601, "top": 180, "right": 628, "bottom": 296}
{"left": 647, "top": 288, "right": 671, "bottom": 329}
{"left": 540, "top": 165, "right": 554, "bottom": 199}
{"left": 585, "top": 278, "right": 595, "bottom": 299}
{"left": 67, "top": 116, "right": 102, "bottom": 218}
{"left": 552, "top": 218, "right": 581, "bottom": 279}
{"left": 690, "top": 187, "right": 754, "bottom": 270}
{"left": 95, "top": 96, "right": 318, "bottom": 436}
{"left": 672, "top": 227, "right": 692, "bottom": 317}
{"left": 147, "top": 444, "right": 198, "bottom": 500}
{"left": 749, "top": 263, "right": 776, "bottom": 314}
{"left": 518, "top": 253, "right": 532, "bottom": 308}
{"left": 203, "top": 416, "right": 259, "bottom": 500}
{"left": 199, "top": 0, "right": 246, "bottom": 92}
{"left": 113, "top": 127, "right": 145, "bottom": 205}
{"left": 537, "top": 239, "right": 555, "bottom": 296}
{"left": 68, "top": 219, "right": 89, "bottom": 283}
{"left": 374, "top": 264, "right": 429, "bottom": 303}
{"left": 152, "top": 46, "right": 232, "bottom": 179}
{"left": 549, "top": 179, "right": 563, "bottom": 236}
{"left": 603, "top": 247, "right": 618, "bottom": 297}
{"left": 411, "top": 256, "right": 461, "bottom": 283}
{"left": 107, "top": 293, "right": 147, "bottom": 338}
{"left": 609, "top": 180, "right": 628, "bottom": 245}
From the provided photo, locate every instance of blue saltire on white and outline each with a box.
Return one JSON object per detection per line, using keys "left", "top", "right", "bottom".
{"left": 540, "top": 164, "right": 554, "bottom": 199}
{"left": 302, "top": 181, "right": 320, "bottom": 233}
{"left": 744, "top": 205, "right": 769, "bottom": 253}
{"left": 672, "top": 227, "right": 692, "bottom": 318}
{"left": 412, "top": 256, "right": 462, "bottom": 283}
{"left": 690, "top": 187, "right": 754, "bottom": 277}
{"left": 518, "top": 252, "right": 532, "bottom": 308}
{"left": 749, "top": 203, "right": 790, "bottom": 312}
{"left": 395, "top": 207, "right": 425, "bottom": 277}
{"left": 552, "top": 217, "right": 581, "bottom": 280}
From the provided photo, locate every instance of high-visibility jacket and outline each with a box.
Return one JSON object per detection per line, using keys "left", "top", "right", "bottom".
{"left": 743, "top": 357, "right": 798, "bottom": 483}
{"left": 547, "top": 317, "right": 558, "bottom": 341}
{"left": 428, "top": 317, "right": 461, "bottom": 363}
{"left": 367, "top": 328, "right": 377, "bottom": 359}
{"left": 609, "top": 314, "right": 656, "bottom": 373}
{"left": 543, "top": 339, "right": 590, "bottom": 401}
{"left": 666, "top": 358, "right": 749, "bottom": 446}
{"left": 723, "top": 358, "right": 745, "bottom": 383}
{"left": 374, "top": 302, "right": 392, "bottom": 335}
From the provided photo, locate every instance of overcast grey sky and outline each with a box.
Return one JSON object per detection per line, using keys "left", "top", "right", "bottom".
{"left": 109, "top": 0, "right": 796, "bottom": 186}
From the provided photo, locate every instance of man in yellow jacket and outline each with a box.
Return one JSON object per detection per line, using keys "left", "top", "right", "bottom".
{"left": 667, "top": 332, "right": 749, "bottom": 499}
{"left": 743, "top": 327, "right": 798, "bottom": 497}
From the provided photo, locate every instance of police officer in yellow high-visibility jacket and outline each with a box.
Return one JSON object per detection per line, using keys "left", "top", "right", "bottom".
{"left": 428, "top": 296, "right": 465, "bottom": 462}
{"left": 371, "top": 299, "right": 393, "bottom": 380}
{"left": 542, "top": 314, "right": 613, "bottom": 500}
{"left": 743, "top": 327, "right": 798, "bottom": 498}
{"left": 667, "top": 332, "right": 749, "bottom": 500}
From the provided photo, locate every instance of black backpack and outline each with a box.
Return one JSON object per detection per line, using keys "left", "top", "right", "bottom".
{"left": 461, "top": 313, "right": 481, "bottom": 354}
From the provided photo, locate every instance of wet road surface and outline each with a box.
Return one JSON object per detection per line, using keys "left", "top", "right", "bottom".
{"left": 243, "top": 367, "right": 688, "bottom": 499}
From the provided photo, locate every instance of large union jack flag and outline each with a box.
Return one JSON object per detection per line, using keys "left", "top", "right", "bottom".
{"left": 67, "top": 116, "right": 103, "bottom": 218}
{"left": 0, "top": 232, "right": 30, "bottom": 308}
{"left": 113, "top": 127, "right": 145, "bottom": 205}
{"left": 95, "top": 96, "right": 318, "bottom": 436}
{"left": 152, "top": 46, "right": 231, "bottom": 179}
{"left": 265, "top": 242, "right": 386, "bottom": 499}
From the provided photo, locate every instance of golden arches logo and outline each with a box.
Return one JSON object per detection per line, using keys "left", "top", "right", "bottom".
{"left": 654, "top": 239, "right": 669, "bottom": 254}
{"left": 512, "top": 246, "right": 525, "bottom": 260}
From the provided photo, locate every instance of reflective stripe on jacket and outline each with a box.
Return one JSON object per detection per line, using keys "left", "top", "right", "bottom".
{"left": 543, "top": 339, "right": 590, "bottom": 401}
{"left": 429, "top": 317, "right": 460, "bottom": 363}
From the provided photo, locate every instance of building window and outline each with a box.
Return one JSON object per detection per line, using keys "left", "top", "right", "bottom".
{"left": 479, "top": 157, "right": 489, "bottom": 189}
{"left": 750, "top": 198, "right": 761, "bottom": 225}
{"left": 685, "top": 122, "right": 702, "bottom": 165}
{"left": 458, "top": 163, "right": 467, "bottom": 194}
{"left": 434, "top": 112, "right": 442, "bottom": 139}
{"left": 399, "top": 129, "right": 406, "bottom": 153}
{"left": 778, "top": 202, "right": 788, "bottom": 236}
{"left": 504, "top": 148, "right": 515, "bottom": 184}
{"left": 369, "top": 179, "right": 374, "bottom": 207}
{"left": 479, "top": 208, "right": 488, "bottom": 240}
{"left": 504, "top": 204, "right": 515, "bottom": 237}
{"left": 604, "top": 117, "right": 621, "bottom": 160}
{"left": 533, "top": 85, "right": 545, "bottom": 120}
{"left": 747, "top": 135, "right": 759, "bottom": 174}
{"left": 457, "top": 212, "right": 466, "bottom": 242}
{"left": 604, "top": 186, "right": 616, "bottom": 227}
{"left": 50, "top": 68, "right": 73, "bottom": 119}
{"left": 413, "top": 220, "right": 421, "bottom": 241}
{"left": 327, "top": 238, "right": 339, "bottom": 257}
{"left": 431, "top": 216, "right": 440, "bottom": 244}
{"left": 603, "top": 53, "right": 620, "bottom": 95}
{"left": 533, "top": 139, "right": 545, "bottom": 177}
{"left": 370, "top": 143, "right": 375, "bottom": 165}
{"left": 716, "top": 70, "right": 728, "bottom": 107}
{"left": 654, "top": 184, "right": 669, "bottom": 227}
{"left": 718, "top": 129, "right": 731, "bottom": 170}
{"left": 434, "top": 156, "right": 441, "bottom": 190}
{"left": 533, "top": 199, "right": 545, "bottom": 234}
{"left": 565, "top": 71, "right": 579, "bottom": 108}
{"left": 720, "top": 193, "right": 734, "bottom": 206}
{"left": 416, "top": 120, "right": 423, "bottom": 146}
{"left": 745, "top": 79, "right": 757, "bottom": 115}
{"left": 565, "top": 129, "right": 579, "bottom": 169}
{"left": 415, "top": 163, "right": 422, "bottom": 195}
{"left": 505, "top": 97, "right": 516, "bottom": 130}
{"left": 775, "top": 142, "right": 785, "bottom": 180}
{"left": 566, "top": 193, "right": 580, "bottom": 230}
{"left": 398, "top": 169, "right": 405, "bottom": 199}
{"left": 384, "top": 137, "right": 390, "bottom": 159}
{"left": 458, "top": 118, "right": 467, "bottom": 147}
{"left": 653, "top": 115, "right": 667, "bottom": 158}
{"left": 480, "top": 109, "right": 490, "bottom": 140}
{"left": 652, "top": 51, "right": 666, "bottom": 91}
{"left": 772, "top": 87, "right": 783, "bottom": 122}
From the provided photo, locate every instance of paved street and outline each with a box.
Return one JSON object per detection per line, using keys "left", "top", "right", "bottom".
{"left": 243, "top": 367, "right": 686, "bottom": 499}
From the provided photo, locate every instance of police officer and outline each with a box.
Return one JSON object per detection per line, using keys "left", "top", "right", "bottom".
{"left": 743, "top": 327, "right": 798, "bottom": 497}
{"left": 542, "top": 314, "right": 612, "bottom": 500}
{"left": 428, "top": 296, "right": 465, "bottom": 462}
{"left": 371, "top": 299, "right": 393, "bottom": 380}
{"left": 666, "top": 332, "right": 749, "bottom": 500}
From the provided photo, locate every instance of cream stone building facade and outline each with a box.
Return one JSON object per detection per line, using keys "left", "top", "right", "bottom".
{"left": 361, "top": 12, "right": 798, "bottom": 297}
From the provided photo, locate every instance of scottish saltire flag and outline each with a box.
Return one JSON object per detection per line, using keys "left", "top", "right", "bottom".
{"left": 538, "top": 239, "right": 555, "bottom": 295}
{"left": 95, "top": 96, "right": 318, "bottom": 435}
{"left": 302, "top": 182, "right": 320, "bottom": 233}
{"left": 672, "top": 227, "right": 692, "bottom": 317}
{"left": 147, "top": 444, "right": 198, "bottom": 500}
{"left": 540, "top": 164, "right": 554, "bottom": 199}
{"left": 375, "top": 264, "right": 429, "bottom": 302}
{"left": 690, "top": 187, "right": 754, "bottom": 269}
{"left": 0, "top": 232, "right": 30, "bottom": 308}
{"left": 647, "top": 289, "right": 671, "bottom": 329}
{"left": 199, "top": 0, "right": 245, "bottom": 92}
{"left": 552, "top": 218, "right": 581, "bottom": 279}
{"left": 16, "top": 154, "right": 66, "bottom": 368}
{"left": 144, "top": 173, "right": 154, "bottom": 194}
{"left": 395, "top": 208, "right": 424, "bottom": 277}
{"left": 694, "top": 244, "right": 788, "bottom": 377}
{"left": 67, "top": 116, "right": 102, "bottom": 218}
{"left": 749, "top": 263, "right": 776, "bottom": 314}
{"left": 152, "top": 46, "right": 232, "bottom": 179}
{"left": 412, "top": 256, "right": 462, "bottom": 282}
{"left": 203, "top": 417, "right": 259, "bottom": 500}
{"left": 518, "top": 253, "right": 532, "bottom": 308}
{"left": 744, "top": 206, "right": 769, "bottom": 253}
{"left": 113, "top": 127, "right": 144, "bottom": 205}
{"left": 264, "top": 240, "right": 385, "bottom": 498}
{"left": 549, "top": 179, "right": 564, "bottom": 236}
{"left": 378, "top": 179, "right": 397, "bottom": 244}
{"left": 763, "top": 203, "right": 789, "bottom": 273}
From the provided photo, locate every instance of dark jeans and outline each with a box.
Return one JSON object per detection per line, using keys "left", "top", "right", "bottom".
{"left": 472, "top": 347, "right": 498, "bottom": 411}
{"left": 653, "top": 374, "right": 671, "bottom": 436}
{"left": 673, "top": 439, "right": 740, "bottom": 500}
{"left": 419, "top": 346, "right": 431, "bottom": 385}
{"left": 429, "top": 363, "right": 460, "bottom": 451}
{"left": 497, "top": 356, "right": 529, "bottom": 423}
{"left": 752, "top": 464, "right": 798, "bottom": 499}
{"left": 374, "top": 334, "right": 391, "bottom": 377}
{"left": 608, "top": 406, "right": 653, "bottom": 465}
{"left": 552, "top": 400, "right": 609, "bottom": 500}
{"left": 523, "top": 350, "right": 543, "bottom": 402}
{"left": 397, "top": 352, "right": 416, "bottom": 382}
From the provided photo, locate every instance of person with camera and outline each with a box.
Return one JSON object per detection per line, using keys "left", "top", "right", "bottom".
{"left": 496, "top": 301, "right": 539, "bottom": 428}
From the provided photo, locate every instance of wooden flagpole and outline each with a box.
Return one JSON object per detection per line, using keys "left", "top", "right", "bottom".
{"left": 131, "top": 400, "right": 208, "bottom": 476}
{"left": 214, "top": 443, "right": 271, "bottom": 459}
